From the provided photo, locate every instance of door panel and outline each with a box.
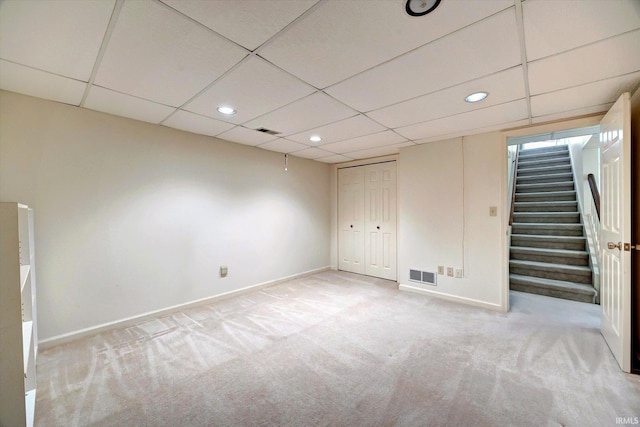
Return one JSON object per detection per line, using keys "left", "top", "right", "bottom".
{"left": 365, "top": 162, "right": 397, "bottom": 280}
{"left": 600, "top": 92, "right": 632, "bottom": 372}
{"left": 338, "top": 168, "right": 365, "bottom": 274}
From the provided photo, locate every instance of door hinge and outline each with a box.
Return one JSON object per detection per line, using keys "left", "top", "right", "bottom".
{"left": 623, "top": 243, "right": 638, "bottom": 251}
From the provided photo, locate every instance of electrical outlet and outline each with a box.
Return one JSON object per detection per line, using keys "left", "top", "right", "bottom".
{"left": 447, "top": 267, "right": 454, "bottom": 277}
{"left": 437, "top": 265, "right": 444, "bottom": 275}
{"left": 489, "top": 206, "right": 497, "bottom": 217}
{"left": 455, "top": 268, "right": 463, "bottom": 278}
{"left": 220, "top": 265, "right": 228, "bottom": 278}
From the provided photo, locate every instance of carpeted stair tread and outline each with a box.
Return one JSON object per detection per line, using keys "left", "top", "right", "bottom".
{"left": 514, "top": 201, "right": 578, "bottom": 212}
{"left": 518, "top": 151, "right": 570, "bottom": 161}
{"left": 510, "top": 234, "right": 586, "bottom": 250}
{"left": 510, "top": 246, "right": 589, "bottom": 266}
{"left": 509, "top": 274, "right": 596, "bottom": 303}
{"left": 517, "top": 157, "right": 571, "bottom": 168}
{"left": 512, "top": 211, "right": 580, "bottom": 223}
{"left": 515, "top": 190, "right": 576, "bottom": 202}
{"left": 509, "top": 259, "right": 592, "bottom": 284}
{"left": 517, "top": 164, "right": 573, "bottom": 176}
{"left": 519, "top": 145, "right": 568, "bottom": 154}
{"left": 516, "top": 181, "right": 575, "bottom": 192}
{"left": 516, "top": 172, "right": 574, "bottom": 184}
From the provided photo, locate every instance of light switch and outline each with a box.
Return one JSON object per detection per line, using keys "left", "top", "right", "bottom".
{"left": 489, "top": 206, "right": 497, "bottom": 217}
{"left": 220, "top": 265, "right": 228, "bottom": 278}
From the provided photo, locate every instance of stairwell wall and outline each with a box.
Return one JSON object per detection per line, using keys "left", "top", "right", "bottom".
{"left": 397, "top": 133, "right": 506, "bottom": 310}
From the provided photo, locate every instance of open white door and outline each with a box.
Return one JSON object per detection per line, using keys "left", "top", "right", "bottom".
{"left": 600, "top": 92, "right": 632, "bottom": 373}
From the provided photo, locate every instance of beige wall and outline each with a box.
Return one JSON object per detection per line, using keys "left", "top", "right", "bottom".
{"left": 397, "top": 133, "right": 506, "bottom": 309}
{"left": 0, "top": 90, "right": 332, "bottom": 341}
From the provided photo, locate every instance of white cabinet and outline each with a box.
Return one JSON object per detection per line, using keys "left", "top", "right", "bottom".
{"left": 1, "top": 203, "right": 37, "bottom": 427}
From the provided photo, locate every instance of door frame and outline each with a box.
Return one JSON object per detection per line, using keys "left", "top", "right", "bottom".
{"left": 333, "top": 155, "right": 399, "bottom": 282}
{"left": 500, "top": 115, "right": 604, "bottom": 312}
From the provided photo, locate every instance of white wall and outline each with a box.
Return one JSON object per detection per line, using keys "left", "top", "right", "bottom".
{"left": 397, "top": 133, "right": 506, "bottom": 310}
{"left": 0, "top": 90, "right": 332, "bottom": 341}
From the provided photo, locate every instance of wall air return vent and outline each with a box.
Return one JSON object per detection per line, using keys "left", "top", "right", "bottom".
{"left": 255, "top": 127, "right": 281, "bottom": 135}
{"left": 409, "top": 269, "right": 437, "bottom": 286}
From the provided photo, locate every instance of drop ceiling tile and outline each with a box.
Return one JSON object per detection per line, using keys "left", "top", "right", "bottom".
{"left": 161, "top": 0, "right": 317, "bottom": 51}
{"left": 367, "top": 66, "right": 526, "bottom": 128}
{"left": 326, "top": 8, "right": 521, "bottom": 112}
{"left": 292, "top": 147, "right": 335, "bottom": 160}
{"left": 0, "top": 0, "right": 114, "bottom": 81}
{"left": 315, "top": 154, "right": 353, "bottom": 164}
{"left": 260, "top": 0, "right": 512, "bottom": 88}
{"left": 523, "top": 0, "right": 640, "bottom": 61}
{"left": 163, "top": 110, "right": 235, "bottom": 137}
{"left": 286, "top": 115, "right": 387, "bottom": 145}
{"left": 531, "top": 72, "right": 640, "bottom": 118}
{"left": 528, "top": 30, "right": 640, "bottom": 96}
{"left": 0, "top": 60, "right": 86, "bottom": 105}
{"left": 345, "top": 142, "right": 415, "bottom": 160}
{"left": 216, "top": 126, "right": 278, "bottom": 146}
{"left": 244, "top": 92, "right": 358, "bottom": 136}
{"left": 395, "top": 100, "right": 529, "bottom": 141}
{"left": 94, "top": 0, "right": 247, "bottom": 107}
{"left": 320, "top": 130, "right": 407, "bottom": 154}
{"left": 84, "top": 86, "right": 176, "bottom": 124}
{"left": 184, "top": 56, "right": 315, "bottom": 124}
{"left": 258, "top": 139, "right": 309, "bottom": 154}
{"left": 532, "top": 104, "right": 614, "bottom": 125}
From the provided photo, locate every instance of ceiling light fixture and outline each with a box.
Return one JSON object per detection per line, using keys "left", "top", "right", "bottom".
{"left": 217, "top": 106, "right": 236, "bottom": 115}
{"left": 309, "top": 135, "right": 322, "bottom": 143}
{"left": 405, "top": 0, "right": 441, "bottom": 16}
{"left": 465, "top": 92, "right": 488, "bottom": 103}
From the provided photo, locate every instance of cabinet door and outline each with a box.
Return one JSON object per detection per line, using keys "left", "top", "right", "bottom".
{"left": 364, "top": 162, "right": 397, "bottom": 281}
{"left": 338, "top": 167, "right": 365, "bottom": 274}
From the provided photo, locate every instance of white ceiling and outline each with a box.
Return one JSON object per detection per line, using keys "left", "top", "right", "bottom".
{"left": 1, "top": 0, "right": 639, "bottom": 163}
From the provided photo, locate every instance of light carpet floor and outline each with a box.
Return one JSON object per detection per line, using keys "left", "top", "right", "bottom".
{"left": 35, "top": 271, "right": 640, "bottom": 426}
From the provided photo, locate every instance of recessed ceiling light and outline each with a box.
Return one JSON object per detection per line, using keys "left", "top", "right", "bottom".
{"left": 309, "top": 135, "right": 322, "bottom": 143}
{"left": 217, "top": 106, "right": 236, "bottom": 115}
{"left": 405, "top": 0, "right": 441, "bottom": 16}
{"left": 465, "top": 92, "right": 488, "bottom": 103}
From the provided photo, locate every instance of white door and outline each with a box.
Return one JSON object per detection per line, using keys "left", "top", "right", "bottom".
{"left": 364, "top": 162, "right": 397, "bottom": 280}
{"left": 338, "top": 167, "right": 365, "bottom": 274}
{"left": 600, "top": 92, "right": 632, "bottom": 373}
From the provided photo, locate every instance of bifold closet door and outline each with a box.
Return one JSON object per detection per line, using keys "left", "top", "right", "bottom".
{"left": 338, "top": 162, "right": 397, "bottom": 280}
{"left": 364, "top": 162, "right": 397, "bottom": 281}
{"left": 338, "top": 167, "right": 365, "bottom": 274}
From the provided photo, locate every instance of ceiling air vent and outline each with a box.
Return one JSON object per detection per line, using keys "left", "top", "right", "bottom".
{"left": 255, "top": 127, "right": 281, "bottom": 135}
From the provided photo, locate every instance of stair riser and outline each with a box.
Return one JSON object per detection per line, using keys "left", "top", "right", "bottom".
{"left": 510, "top": 237, "right": 586, "bottom": 251}
{"left": 510, "top": 282, "right": 595, "bottom": 303}
{"left": 516, "top": 183, "right": 575, "bottom": 193}
{"left": 511, "top": 226, "right": 583, "bottom": 237}
{"left": 510, "top": 252, "right": 589, "bottom": 266}
{"left": 519, "top": 146, "right": 569, "bottom": 155}
{"left": 519, "top": 152, "right": 570, "bottom": 162}
{"left": 515, "top": 193, "right": 576, "bottom": 202}
{"left": 512, "top": 214, "right": 580, "bottom": 224}
{"left": 509, "top": 267, "right": 591, "bottom": 284}
{"left": 516, "top": 174, "right": 573, "bottom": 184}
{"left": 517, "top": 166, "right": 573, "bottom": 177}
{"left": 518, "top": 158, "right": 571, "bottom": 169}
{"left": 514, "top": 203, "right": 577, "bottom": 212}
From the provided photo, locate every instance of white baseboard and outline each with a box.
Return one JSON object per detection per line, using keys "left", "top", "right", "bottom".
{"left": 39, "top": 266, "right": 331, "bottom": 349}
{"left": 398, "top": 283, "right": 505, "bottom": 312}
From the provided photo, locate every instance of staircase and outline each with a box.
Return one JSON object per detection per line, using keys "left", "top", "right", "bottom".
{"left": 509, "top": 145, "right": 597, "bottom": 303}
